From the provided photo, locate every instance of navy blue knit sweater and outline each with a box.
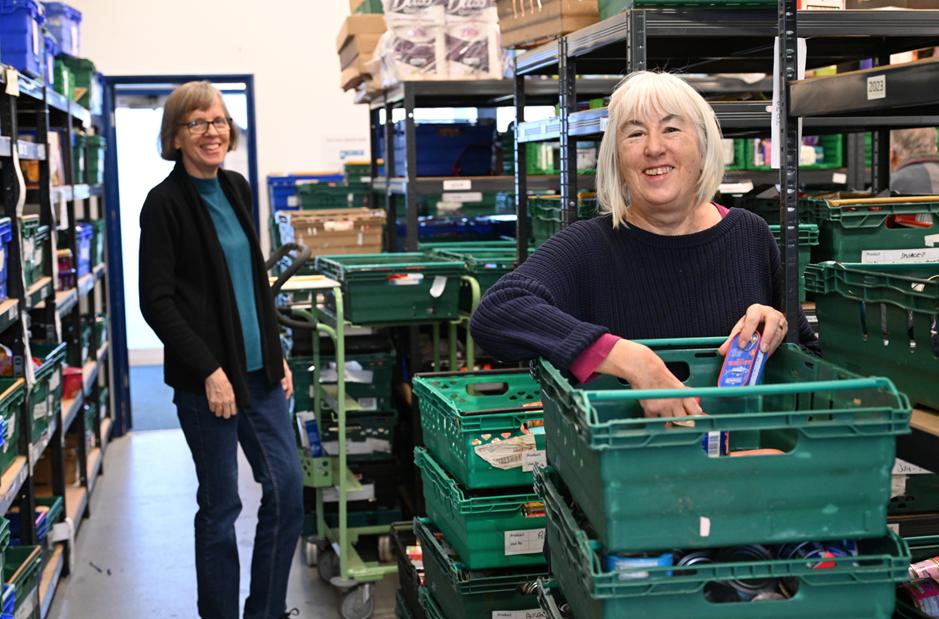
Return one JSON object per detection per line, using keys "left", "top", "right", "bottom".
{"left": 469, "top": 208, "right": 820, "bottom": 374}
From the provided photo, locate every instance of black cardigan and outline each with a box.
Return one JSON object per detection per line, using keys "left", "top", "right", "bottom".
{"left": 139, "top": 161, "right": 284, "bottom": 407}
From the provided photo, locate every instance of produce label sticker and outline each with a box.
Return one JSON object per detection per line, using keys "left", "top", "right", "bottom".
{"left": 504, "top": 528, "right": 545, "bottom": 556}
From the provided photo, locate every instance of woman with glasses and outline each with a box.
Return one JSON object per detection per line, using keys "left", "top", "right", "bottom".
{"left": 139, "top": 81, "right": 303, "bottom": 619}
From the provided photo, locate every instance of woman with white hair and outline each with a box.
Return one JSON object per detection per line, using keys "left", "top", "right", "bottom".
{"left": 470, "top": 71, "right": 820, "bottom": 418}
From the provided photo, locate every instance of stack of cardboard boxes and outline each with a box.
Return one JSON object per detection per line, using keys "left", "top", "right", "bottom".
{"left": 337, "top": 3, "right": 386, "bottom": 92}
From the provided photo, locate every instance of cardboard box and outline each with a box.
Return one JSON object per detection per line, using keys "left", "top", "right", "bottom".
{"left": 339, "top": 33, "right": 383, "bottom": 70}
{"left": 496, "top": 0, "right": 599, "bottom": 49}
{"left": 278, "top": 209, "right": 386, "bottom": 257}
{"left": 342, "top": 64, "right": 367, "bottom": 91}
{"left": 337, "top": 15, "right": 386, "bottom": 53}
{"left": 350, "top": 0, "right": 367, "bottom": 11}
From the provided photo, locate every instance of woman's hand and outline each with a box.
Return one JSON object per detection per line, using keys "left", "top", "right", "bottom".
{"left": 282, "top": 358, "right": 294, "bottom": 400}
{"left": 596, "top": 339, "right": 703, "bottom": 419}
{"left": 205, "top": 368, "right": 237, "bottom": 419}
{"left": 719, "top": 304, "right": 788, "bottom": 358}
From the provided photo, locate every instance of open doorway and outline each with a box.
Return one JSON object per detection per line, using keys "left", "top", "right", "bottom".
{"left": 108, "top": 75, "right": 258, "bottom": 430}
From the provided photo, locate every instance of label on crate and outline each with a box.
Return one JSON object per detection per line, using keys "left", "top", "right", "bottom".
{"left": 33, "top": 400, "right": 47, "bottom": 421}
{"left": 6, "top": 306, "right": 15, "bottom": 322}
{"left": 493, "top": 611, "right": 546, "bottom": 619}
{"left": 388, "top": 273, "right": 423, "bottom": 286}
{"left": 894, "top": 459, "right": 933, "bottom": 475}
{"left": 888, "top": 523, "right": 901, "bottom": 534}
{"left": 474, "top": 434, "right": 537, "bottom": 470}
{"left": 24, "top": 239, "right": 34, "bottom": 262}
{"left": 357, "top": 397, "right": 378, "bottom": 411}
{"left": 443, "top": 179, "right": 472, "bottom": 191}
{"left": 34, "top": 244, "right": 42, "bottom": 266}
{"left": 49, "top": 370, "right": 61, "bottom": 392}
{"left": 521, "top": 450, "right": 547, "bottom": 473}
{"left": 504, "top": 529, "right": 545, "bottom": 556}
{"left": 442, "top": 192, "right": 483, "bottom": 203}
{"left": 831, "top": 172, "right": 848, "bottom": 185}
{"left": 429, "top": 276, "right": 447, "bottom": 298}
{"left": 892, "top": 474, "right": 908, "bottom": 498}
{"left": 867, "top": 75, "right": 886, "bottom": 100}
{"left": 287, "top": 196, "right": 299, "bottom": 208}
{"left": 862, "top": 248, "right": 939, "bottom": 264}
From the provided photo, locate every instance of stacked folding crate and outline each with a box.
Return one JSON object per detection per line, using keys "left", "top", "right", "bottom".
{"left": 531, "top": 338, "right": 912, "bottom": 618}
{"left": 411, "top": 369, "right": 549, "bottom": 619}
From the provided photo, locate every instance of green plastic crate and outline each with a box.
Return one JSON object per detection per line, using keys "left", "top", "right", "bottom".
{"left": 429, "top": 248, "right": 517, "bottom": 311}
{"left": 344, "top": 161, "right": 373, "bottom": 184}
{"left": 419, "top": 239, "right": 518, "bottom": 252}
{"left": 768, "top": 224, "right": 819, "bottom": 302}
{"left": 0, "top": 379, "right": 25, "bottom": 475}
{"left": 87, "top": 135, "right": 106, "bottom": 185}
{"left": 732, "top": 194, "right": 815, "bottom": 226}
{"left": 290, "top": 350, "right": 395, "bottom": 413}
{"left": 53, "top": 60, "right": 75, "bottom": 101}
{"left": 413, "top": 369, "right": 545, "bottom": 489}
{"left": 414, "top": 448, "right": 546, "bottom": 570}
{"left": 297, "top": 182, "right": 354, "bottom": 210}
{"left": 889, "top": 473, "right": 939, "bottom": 515}
{"left": 536, "top": 465, "right": 910, "bottom": 619}
{"left": 57, "top": 57, "right": 95, "bottom": 110}
{"left": 73, "top": 132, "right": 86, "bottom": 184}
{"left": 90, "top": 220, "right": 106, "bottom": 265}
{"left": 742, "top": 134, "right": 844, "bottom": 171}
{"left": 0, "top": 516, "right": 9, "bottom": 578}
{"left": 537, "top": 338, "right": 911, "bottom": 552}
{"left": 530, "top": 195, "right": 598, "bottom": 248}
{"left": 415, "top": 518, "right": 548, "bottom": 619}
{"left": 3, "top": 546, "right": 41, "bottom": 619}
{"left": 35, "top": 495, "right": 64, "bottom": 568}
{"left": 804, "top": 198, "right": 939, "bottom": 263}
{"left": 395, "top": 590, "right": 415, "bottom": 619}
{"left": 806, "top": 261, "right": 939, "bottom": 410}
{"left": 314, "top": 253, "right": 465, "bottom": 325}
{"left": 19, "top": 216, "right": 40, "bottom": 289}
{"left": 600, "top": 0, "right": 775, "bottom": 19}
{"left": 319, "top": 410, "right": 397, "bottom": 461}
{"left": 28, "top": 342, "right": 66, "bottom": 444}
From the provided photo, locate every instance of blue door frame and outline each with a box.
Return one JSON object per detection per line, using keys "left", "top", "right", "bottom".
{"left": 103, "top": 74, "right": 259, "bottom": 435}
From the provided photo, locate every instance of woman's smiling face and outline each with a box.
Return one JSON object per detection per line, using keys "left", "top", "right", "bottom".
{"left": 617, "top": 108, "right": 703, "bottom": 216}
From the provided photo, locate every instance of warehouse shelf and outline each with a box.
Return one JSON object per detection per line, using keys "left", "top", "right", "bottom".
{"left": 39, "top": 544, "right": 65, "bottom": 619}
{"left": 25, "top": 277, "right": 53, "bottom": 310}
{"left": 45, "top": 263, "right": 107, "bottom": 317}
{"left": 0, "top": 457, "right": 28, "bottom": 516}
{"left": 17, "top": 140, "right": 46, "bottom": 161}
{"left": 65, "top": 486, "right": 87, "bottom": 537}
{"left": 61, "top": 393, "right": 84, "bottom": 435}
{"left": 83, "top": 343, "right": 109, "bottom": 394}
{"left": 517, "top": 9, "right": 939, "bottom": 75}
{"left": 15, "top": 73, "right": 45, "bottom": 101}
{"left": 51, "top": 184, "right": 92, "bottom": 203}
{"left": 369, "top": 78, "right": 622, "bottom": 110}
{"left": 372, "top": 175, "right": 560, "bottom": 196}
{"left": 86, "top": 445, "right": 102, "bottom": 495}
{"left": 30, "top": 416, "right": 58, "bottom": 468}
{"left": 100, "top": 417, "right": 112, "bottom": 459}
{"left": 722, "top": 167, "right": 857, "bottom": 187}
{"left": 0, "top": 298, "right": 18, "bottom": 334}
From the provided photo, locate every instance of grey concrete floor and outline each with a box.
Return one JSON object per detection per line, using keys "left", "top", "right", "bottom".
{"left": 45, "top": 430, "right": 397, "bottom": 619}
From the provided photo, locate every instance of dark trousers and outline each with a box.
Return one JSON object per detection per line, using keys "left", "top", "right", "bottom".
{"left": 175, "top": 371, "right": 304, "bottom": 619}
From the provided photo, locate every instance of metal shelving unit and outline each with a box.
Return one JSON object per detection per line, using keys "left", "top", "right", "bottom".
{"left": 779, "top": 6, "right": 939, "bottom": 473}
{"left": 0, "top": 66, "right": 117, "bottom": 616}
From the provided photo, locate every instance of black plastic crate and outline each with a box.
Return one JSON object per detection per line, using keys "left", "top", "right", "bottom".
{"left": 392, "top": 521, "right": 427, "bottom": 619}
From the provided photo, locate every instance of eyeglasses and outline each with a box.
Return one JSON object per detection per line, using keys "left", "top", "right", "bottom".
{"left": 180, "top": 117, "right": 232, "bottom": 135}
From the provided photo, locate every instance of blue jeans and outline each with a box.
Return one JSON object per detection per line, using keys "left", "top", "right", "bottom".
{"left": 175, "top": 371, "right": 304, "bottom": 619}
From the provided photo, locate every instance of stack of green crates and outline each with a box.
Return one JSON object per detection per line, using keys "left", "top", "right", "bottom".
{"left": 0, "top": 379, "right": 25, "bottom": 475}
{"left": 3, "top": 546, "right": 41, "bottom": 619}
{"left": 73, "top": 133, "right": 86, "bottom": 184}
{"left": 57, "top": 57, "right": 96, "bottom": 110}
{"left": 314, "top": 254, "right": 465, "bottom": 325}
{"left": 19, "top": 216, "right": 43, "bottom": 289}
{"left": 427, "top": 246, "right": 517, "bottom": 312}
{"left": 806, "top": 262, "right": 939, "bottom": 413}
{"left": 33, "top": 496, "right": 63, "bottom": 568}
{"left": 412, "top": 368, "right": 549, "bottom": 618}
{"left": 86, "top": 135, "right": 106, "bottom": 185}
{"left": 296, "top": 182, "right": 357, "bottom": 210}
{"left": 90, "top": 220, "right": 106, "bottom": 265}
{"left": 530, "top": 194, "right": 597, "bottom": 248}
{"left": 53, "top": 59, "right": 75, "bottom": 101}
{"left": 532, "top": 338, "right": 912, "bottom": 618}
{"left": 27, "top": 342, "right": 67, "bottom": 444}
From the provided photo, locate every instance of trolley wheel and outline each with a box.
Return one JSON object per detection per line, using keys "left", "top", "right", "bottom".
{"left": 303, "top": 538, "right": 319, "bottom": 567}
{"left": 378, "top": 535, "right": 393, "bottom": 563}
{"left": 339, "top": 586, "right": 375, "bottom": 619}
{"left": 318, "top": 549, "right": 339, "bottom": 584}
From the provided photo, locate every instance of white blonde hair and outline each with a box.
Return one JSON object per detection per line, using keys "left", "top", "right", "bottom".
{"left": 596, "top": 71, "right": 724, "bottom": 227}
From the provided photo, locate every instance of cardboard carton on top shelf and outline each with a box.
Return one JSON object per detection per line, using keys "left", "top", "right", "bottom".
{"left": 496, "top": 0, "right": 599, "bottom": 49}
{"left": 339, "top": 33, "right": 384, "bottom": 70}
{"left": 336, "top": 14, "right": 387, "bottom": 53}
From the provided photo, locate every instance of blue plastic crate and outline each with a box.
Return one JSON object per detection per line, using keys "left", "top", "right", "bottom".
{"left": 43, "top": 31, "right": 55, "bottom": 86}
{"left": 0, "top": 219, "right": 10, "bottom": 303}
{"left": 267, "top": 173, "right": 346, "bottom": 211}
{"left": 41, "top": 2, "right": 79, "bottom": 57}
{"left": 0, "top": 0, "right": 45, "bottom": 78}
{"left": 396, "top": 217, "right": 498, "bottom": 250}
{"left": 2, "top": 584, "right": 12, "bottom": 617}
{"left": 393, "top": 120, "right": 496, "bottom": 177}
{"left": 74, "top": 222, "right": 92, "bottom": 278}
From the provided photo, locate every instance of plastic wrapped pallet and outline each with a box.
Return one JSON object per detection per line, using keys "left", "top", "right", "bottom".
{"left": 382, "top": 0, "right": 446, "bottom": 27}
{"left": 496, "top": 0, "right": 599, "bottom": 49}
{"left": 446, "top": 20, "right": 502, "bottom": 79}
{"left": 375, "top": 25, "right": 447, "bottom": 85}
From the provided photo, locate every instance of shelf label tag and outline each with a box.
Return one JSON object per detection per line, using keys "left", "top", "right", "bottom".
{"left": 443, "top": 180, "right": 472, "bottom": 191}
{"left": 600, "top": 117, "right": 609, "bottom": 132}
{"left": 4, "top": 69, "right": 18, "bottom": 97}
{"left": 442, "top": 192, "right": 483, "bottom": 203}
{"left": 831, "top": 172, "right": 848, "bottom": 185}
{"left": 867, "top": 75, "right": 886, "bottom": 100}
{"left": 888, "top": 523, "right": 900, "bottom": 534}
{"left": 504, "top": 528, "right": 545, "bottom": 556}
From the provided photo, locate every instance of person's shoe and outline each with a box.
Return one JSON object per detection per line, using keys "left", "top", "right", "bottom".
{"left": 279, "top": 610, "right": 299, "bottom": 619}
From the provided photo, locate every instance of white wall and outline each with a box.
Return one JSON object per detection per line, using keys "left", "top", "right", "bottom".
{"left": 72, "top": 0, "right": 369, "bottom": 248}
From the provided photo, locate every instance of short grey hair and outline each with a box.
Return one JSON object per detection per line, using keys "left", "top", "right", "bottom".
{"left": 891, "top": 127, "right": 938, "bottom": 164}
{"left": 596, "top": 71, "right": 724, "bottom": 228}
